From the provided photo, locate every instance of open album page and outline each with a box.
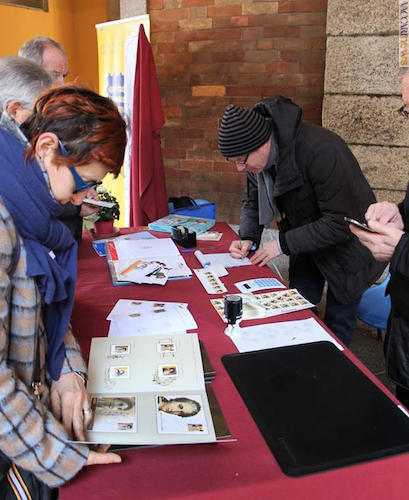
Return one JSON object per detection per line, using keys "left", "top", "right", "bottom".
{"left": 85, "top": 334, "right": 216, "bottom": 445}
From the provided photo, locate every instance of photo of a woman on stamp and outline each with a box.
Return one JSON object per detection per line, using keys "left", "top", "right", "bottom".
{"left": 157, "top": 396, "right": 201, "bottom": 417}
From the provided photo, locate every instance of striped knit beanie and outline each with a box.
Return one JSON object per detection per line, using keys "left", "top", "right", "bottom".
{"left": 218, "top": 104, "right": 273, "bottom": 157}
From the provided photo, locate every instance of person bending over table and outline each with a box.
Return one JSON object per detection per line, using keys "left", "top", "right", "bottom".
{"left": 219, "top": 96, "right": 385, "bottom": 346}
{"left": 0, "top": 85, "right": 126, "bottom": 497}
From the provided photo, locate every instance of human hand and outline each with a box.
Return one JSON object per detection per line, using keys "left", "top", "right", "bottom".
{"left": 250, "top": 240, "right": 281, "bottom": 266}
{"left": 229, "top": 239, "right": 253, "bottom": 259}
{"left": 365, "top": 202, "right": 403, "bottom": 229}
{"left": 80, "top": 189, "right": 99, "bottom": 216}
{"left": 350, "top": 220, "right": 404, "bottom": 262}
{"left": 50, "top": 372, "right": 91, "bottom": 441}
{"left": 85, "top": 446, "right": 122, "bottom": 467}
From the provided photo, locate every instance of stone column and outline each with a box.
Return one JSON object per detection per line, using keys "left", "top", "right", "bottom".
{"left": 323, "top": 0, "right": 409, "bottom": 203}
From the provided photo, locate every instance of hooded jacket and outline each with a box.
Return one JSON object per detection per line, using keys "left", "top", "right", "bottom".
{"left": 239, "top": 96, "right": 385, "bottom": 304}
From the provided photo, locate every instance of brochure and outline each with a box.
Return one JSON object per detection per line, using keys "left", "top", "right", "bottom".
{"left": 105, "top": 237, "right": 192, "bottom": 286}
{"left": 148, "top": 214, "right": 215, "bottom": 235}
{"left": 92, "top": 231, "right": 155, "bottom": 257}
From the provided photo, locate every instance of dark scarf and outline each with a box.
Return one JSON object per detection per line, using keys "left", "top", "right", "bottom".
{"left": 257, "top": 133, "right": 279, "bottom": 226}
{"left": 0, "top": 129, "right": 77, "bottom": 380}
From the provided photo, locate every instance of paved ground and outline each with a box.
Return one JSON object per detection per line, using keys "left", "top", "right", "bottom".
{"left": 229, "top": 225, "right": 394, "bottom": 393}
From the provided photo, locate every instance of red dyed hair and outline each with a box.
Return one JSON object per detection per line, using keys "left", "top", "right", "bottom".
{"left": 23, "top": 85, "right": 126, "bottom": 176}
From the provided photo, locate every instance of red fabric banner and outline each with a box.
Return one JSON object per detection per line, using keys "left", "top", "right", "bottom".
{"left": 130, "top": 25, "right": 168, "bottom": 226}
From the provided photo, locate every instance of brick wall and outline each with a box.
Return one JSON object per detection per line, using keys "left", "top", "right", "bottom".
{"left": 150, "top": 0, "right": 328, "bottom": 223}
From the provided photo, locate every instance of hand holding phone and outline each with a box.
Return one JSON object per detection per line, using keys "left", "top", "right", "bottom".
{"left": 344, "top": 217, "right": 378, "bottom": 233}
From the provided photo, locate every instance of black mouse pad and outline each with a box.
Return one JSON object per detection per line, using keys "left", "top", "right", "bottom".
{"left": 222, "top": 341, "right": 409, "bottom": 476}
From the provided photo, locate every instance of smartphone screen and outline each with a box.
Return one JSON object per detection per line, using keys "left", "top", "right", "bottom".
{"left": 344, "top": 217, "right": 377, "bottom": 233}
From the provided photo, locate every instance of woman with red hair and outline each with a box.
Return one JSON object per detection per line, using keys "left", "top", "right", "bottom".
{"left": 0, "top": 85, "right": 126, "bottom": 497}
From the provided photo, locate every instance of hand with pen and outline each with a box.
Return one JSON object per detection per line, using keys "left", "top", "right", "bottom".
{"left": 229, "top": 239, "right": 254, "bottom": 259}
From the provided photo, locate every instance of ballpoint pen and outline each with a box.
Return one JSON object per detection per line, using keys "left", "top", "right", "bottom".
{"left": 181, "top": 247, "right": 218, "bottom": 253}
{"left": 145, "top": 265, "right": 162, "bottom": 277}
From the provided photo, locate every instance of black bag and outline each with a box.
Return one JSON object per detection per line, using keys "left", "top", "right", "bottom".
{"left": 168, "top": 196, "right": 196, "bottom": 210}
{"left": 0, "top": 451, "right": 58, "bottom": 499}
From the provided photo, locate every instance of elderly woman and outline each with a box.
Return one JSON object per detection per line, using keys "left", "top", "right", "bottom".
{"left": 0, "top": 85, "right": 126, "bottom": 497}
{"left": 0, "top": 55, "right": 52, "bottom": 141}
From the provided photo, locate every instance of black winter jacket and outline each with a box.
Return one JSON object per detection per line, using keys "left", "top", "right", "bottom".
{"left": 239, "top": 96, "right": 385, "bottom": 304}
{"left": 385, "top": 185, "right": 409, "bottom": 388}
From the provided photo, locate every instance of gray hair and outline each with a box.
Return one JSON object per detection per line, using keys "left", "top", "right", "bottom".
{"left": 18, "top": 36, "right": 66, "bottom": 66}
{"left": 0, "top": 56, "right": 52, "bottom": 112}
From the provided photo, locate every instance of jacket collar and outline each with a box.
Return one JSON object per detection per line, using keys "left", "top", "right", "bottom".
{"left": 252, "top": 96, "right": 304, "bottom": 197}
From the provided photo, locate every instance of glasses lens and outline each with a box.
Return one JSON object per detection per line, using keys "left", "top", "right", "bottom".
{"left": 69, "top": 166, "right": 102, "bottom": 194}
{"left": 236, "top": 153, "right": 249, "bottom": 165}
{"left": 226, "top": 153, "right": 249, "bottom": 165}
{"left": 72, "top": 180, "right": 102, "bottom": 195}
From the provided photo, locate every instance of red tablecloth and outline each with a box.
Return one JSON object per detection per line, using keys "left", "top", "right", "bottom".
{"left": 60, "top": 223, "right": 409, "bottom": 500}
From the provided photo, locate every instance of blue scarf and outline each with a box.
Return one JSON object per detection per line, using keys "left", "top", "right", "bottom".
{"left": 0, "top": 129, "right": 77, "bottom": 380}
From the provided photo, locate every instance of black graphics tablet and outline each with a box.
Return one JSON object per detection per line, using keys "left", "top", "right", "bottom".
{"left": 222, "top": 341, "right": 409, "bottom": 476}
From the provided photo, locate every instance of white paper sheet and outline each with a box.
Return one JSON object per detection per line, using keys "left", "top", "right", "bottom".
{"left": 108, "top": 319, "right": 187, "bottom": 338}
{"left": 227, "top": 317, "right": 344, "bottom": 352}
{"left": 114, "top": 238, "right": 180, "bottom": 260}
{"left": 235, "top": 277, "right": 286, "bottom": 293}
{"left": 107, "top": 299, "right": 197, "bottom": 336}
{"left": 194, "top": 250, "right": 251, "bottom": 268}
{"left": 108, "top": 299, "right": 189, "bottom": 319}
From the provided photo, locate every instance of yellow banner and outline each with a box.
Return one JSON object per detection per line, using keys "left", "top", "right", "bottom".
{"left": 96, "top": 15, "right": 150, "bottom": 226}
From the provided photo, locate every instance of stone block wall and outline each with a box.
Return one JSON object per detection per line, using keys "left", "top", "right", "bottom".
{"left": 148, "top": 0, "right": 328, "bottom": 223}
{"left": 323, "top": 0, "right": 409, "bottom": 203}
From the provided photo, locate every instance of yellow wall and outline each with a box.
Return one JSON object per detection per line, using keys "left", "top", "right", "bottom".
{"left": 71, "top": 0, "right": 108, "bottom": 90}
{"left": 0, "top": 0, "right": 107, "bottom": 90}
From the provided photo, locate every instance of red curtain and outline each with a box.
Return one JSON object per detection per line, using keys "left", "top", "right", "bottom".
{"left": 129, "top": 25, "right": 168, "bottom": 226}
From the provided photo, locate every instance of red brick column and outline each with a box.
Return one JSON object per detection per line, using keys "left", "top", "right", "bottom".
{"left": 150, "top": 0, "right": 327, "bottom": 223}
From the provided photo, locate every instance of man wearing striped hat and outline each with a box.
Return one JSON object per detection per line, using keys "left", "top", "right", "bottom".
{"left": 218, "top": 95, "right": 385, "bottom": 346}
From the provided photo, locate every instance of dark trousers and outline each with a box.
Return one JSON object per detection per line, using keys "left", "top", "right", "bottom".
{"left": 0, "top": 451, "right": 57, "bottom": 500}
{"left": 289, "top": 254, "right": 361, "bottom": 347}
{"left": 396, "top": 385, "right": 409, "bottom": 409}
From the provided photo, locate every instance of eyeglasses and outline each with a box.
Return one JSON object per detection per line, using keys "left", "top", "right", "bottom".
{"left": 398, "top": 104, "right": 409, "bottom": 119}
{"left": 226, "top": 153, "right": 249, "bottom": 165}
{"left": 58, "top": 139, "right": 102, "bottom": 194}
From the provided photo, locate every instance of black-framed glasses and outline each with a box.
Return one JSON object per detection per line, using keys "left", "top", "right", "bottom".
{"left": 398, "top": 104, "right": 409, "bottom": 119}
{"left": 58, "top": 139, "right": 102, "bottom": 194}
{"left": 226, "top": 153, "right": 250, "bottom": 165}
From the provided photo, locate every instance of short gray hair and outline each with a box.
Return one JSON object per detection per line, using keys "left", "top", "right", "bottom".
{"left": 0, "top": 56, "right": 52, "bottom": 112}
{"left": 18, "top": 36, "right": 66, "bottom": 66}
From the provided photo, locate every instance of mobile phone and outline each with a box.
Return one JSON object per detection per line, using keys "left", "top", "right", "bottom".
{"left": 344, "top": 217, "right": 377, "bottom": 233}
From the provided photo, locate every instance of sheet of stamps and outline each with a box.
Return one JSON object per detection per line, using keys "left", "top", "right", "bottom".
{"left": 211, "top": 289, "right": 314, "bottom": 322}
{"left": 194, "top": 268, "right": 227, "bottom": 294}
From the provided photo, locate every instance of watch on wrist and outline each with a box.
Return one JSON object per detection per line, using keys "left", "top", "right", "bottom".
{"left": 74, "top": 371, "right": 87, "bottom": 385}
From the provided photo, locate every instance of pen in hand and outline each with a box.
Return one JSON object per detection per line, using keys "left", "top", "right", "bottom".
{"left": 238, "top": 234, "right": 244, "bottom": 259}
